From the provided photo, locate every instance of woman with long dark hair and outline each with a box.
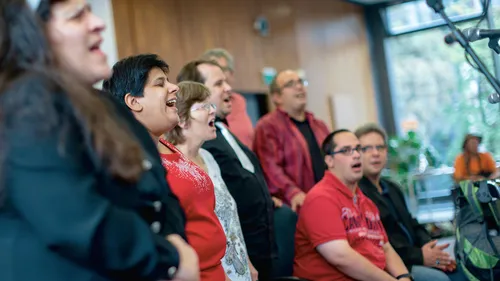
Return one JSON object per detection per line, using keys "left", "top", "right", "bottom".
{"left": 0, "top": 0, "right": 198, "bottom": 280}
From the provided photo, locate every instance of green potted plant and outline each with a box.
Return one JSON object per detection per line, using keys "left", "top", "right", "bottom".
{"left": 385, "top": 130, "right": 440, "bottom": 193}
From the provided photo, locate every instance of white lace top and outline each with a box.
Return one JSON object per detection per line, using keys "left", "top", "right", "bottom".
{"left": 199, "top": 148, "right": 252, "bottom": 281}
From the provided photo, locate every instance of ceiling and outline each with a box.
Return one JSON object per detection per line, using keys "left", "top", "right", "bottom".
{"left": 345, "top": 0, "right": 414, "bottom": 7}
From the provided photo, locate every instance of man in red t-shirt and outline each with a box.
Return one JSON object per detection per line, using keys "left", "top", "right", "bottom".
{"left": 294, "top": 129, "right": 413, "bottom": 281}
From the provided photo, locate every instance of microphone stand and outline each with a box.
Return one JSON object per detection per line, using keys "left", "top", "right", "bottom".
{"left": 427, "top": 0, "right": 500, "bottom": 101}
{"left": 488, "top": 37, "right": 500, "bottom": 55}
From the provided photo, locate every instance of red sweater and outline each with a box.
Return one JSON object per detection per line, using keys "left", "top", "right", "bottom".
{"left": 226, "top": 92, "right": 255, "bottom": 149}
{"left": 159, "top": 139, "right": 226, "bottom": 281}
{"left": 254, "top": 109, "right": 330, "bottom": 204}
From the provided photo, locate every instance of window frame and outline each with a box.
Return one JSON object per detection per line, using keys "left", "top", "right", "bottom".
{"left": 381, "top": 0, "right": 485, "bottom": 36}
{"left": 366, "top": 1, "right": 499, "bottom": 137}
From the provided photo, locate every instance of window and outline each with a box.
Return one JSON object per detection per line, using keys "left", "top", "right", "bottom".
{"left": 491, "top": 0, "right": 500, "bottom": 26}
{"left": 384, "top": 0, "right": 483, "bottom": 35}
{"left": 380, "top": 0, "right": 500, "bottom": 224}
{"left": 385, "top": 1, "right": 499, "bottom": 166}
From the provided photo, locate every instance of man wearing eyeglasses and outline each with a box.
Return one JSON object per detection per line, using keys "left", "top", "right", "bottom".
{"left": 254, "top": 70, "right": 329, "bottom": 212}
{"left": 294, "top": 129, "right": 413, "bottom": 281}
{"left": 355, "top": 124, "right": 465, "bottom": 281}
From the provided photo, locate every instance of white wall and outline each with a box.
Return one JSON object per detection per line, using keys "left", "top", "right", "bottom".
{"left": 89, "top": 0, "right": 118, "bottom": 88}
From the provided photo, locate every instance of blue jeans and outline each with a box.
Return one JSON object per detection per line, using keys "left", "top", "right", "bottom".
{"left": 412, "top": 265, "right": 468, "bottom": 281}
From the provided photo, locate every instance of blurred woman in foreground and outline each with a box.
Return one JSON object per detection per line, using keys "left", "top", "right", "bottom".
{"left": 0, "top": 0, "right": 197, "bottom": 280}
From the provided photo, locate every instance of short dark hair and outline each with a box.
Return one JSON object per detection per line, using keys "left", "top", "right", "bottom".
{"left": 321, "top": 129, "right": 351, "bottom": 155}
{"left": 176, "top": 59, "right": 222, "bottom": 84}
{"left": 462, "top": 133, "right": 482, "bottom": 150}
{"left": 269, "top": 71, "right": 282, "bottom": 95}
{"left": 354, "top": 123, "right": 387, "bottom": 144}
{"left": 268, "top": 70, "right": 287, "bottom": 95}
{"left": 102, "top": 54, "right": 169, "bottom": 106}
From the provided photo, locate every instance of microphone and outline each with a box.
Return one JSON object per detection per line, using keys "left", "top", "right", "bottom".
{"left": 426, "top": 0, "right": 444, "bottom": 13}
{"left": 488, "top": 92, "right": 500, "bottom": 104}
{"left": 443, "top": 29, "right": 468, "bottom": 45}
{"left": 463, "top": 28, "right": 500, "bottom": 42}
{"left": 444, "top": 28, "right": 500, "bottom": 44}
{"left": 444, "top": 33, "right": 457, "bottom": 45}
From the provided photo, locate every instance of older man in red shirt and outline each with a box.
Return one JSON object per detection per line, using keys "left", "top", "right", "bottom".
{"left": 294, "top": 129, "right": 413, "bottom": 281}
{"left": 254, "top": 70, "right": 329, "bottom": 211}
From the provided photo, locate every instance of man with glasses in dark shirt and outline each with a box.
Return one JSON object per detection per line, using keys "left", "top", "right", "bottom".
{"left": 355, "top": 123, "right": 466, "bottom": 281}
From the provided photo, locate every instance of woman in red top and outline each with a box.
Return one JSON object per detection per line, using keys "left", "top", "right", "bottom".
{"left": 159, "top": 139, "right": 227, "bottom": 281}
{"left": 158, "top": 83, "right": 227, "bottom": 280}
{"left": 103, "top": 53, "right": 226, "bottom": 280}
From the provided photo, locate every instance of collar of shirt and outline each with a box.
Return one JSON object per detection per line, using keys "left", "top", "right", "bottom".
{"left": 322, "top": 171, "right": 364, "bottom": 202}
{"left": 215, "top": 116, "right": 229, "bottom": 127}
{"left": 380, "top": 180, "right": 390, "bottom": 195}
{"left": 276, "top": 107, "right": 316, "bottom": 122}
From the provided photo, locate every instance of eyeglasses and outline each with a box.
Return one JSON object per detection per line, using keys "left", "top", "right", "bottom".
{"left": 361, "top": 145, "right": 387, "bottom": 153}
{"left": 220, "top": 66, "right": 233, "bottom": 74}
{"left": 281, "top": 78, "right": 308, "bottom": 89}
{"left": 190, "top": 103, "right": 216, "bottom": 112}
{"left": 331, "top": 145, "right": 363, "bottom": 156}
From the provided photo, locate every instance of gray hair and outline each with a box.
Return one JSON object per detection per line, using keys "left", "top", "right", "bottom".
{"left": 354, "top": 123, "right": 388, "bottom": 143}
{"left": 201, "top": 48, "right": 235, "bottom": 72}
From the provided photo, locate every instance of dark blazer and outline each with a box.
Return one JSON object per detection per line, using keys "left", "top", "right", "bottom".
{"left": 358, "top": 176, "right": 432, "bottom": 269}
{"left": 202, "top": 117, "right": 277, "bottom": 263}
{"left": 0, "top": 74, "right": 186, "bottom": 281}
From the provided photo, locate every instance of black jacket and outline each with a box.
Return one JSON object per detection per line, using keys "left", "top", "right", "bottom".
{"left": 0, "top": 75, "right": 186, "bottom": 281}
{"left": 358, "top": 176, "right": 431, "bottom": 269}
{"left": 202, "top": 117, "right": 277, "bottom": 262}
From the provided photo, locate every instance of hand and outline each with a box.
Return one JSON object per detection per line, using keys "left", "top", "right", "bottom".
{"left": 224, "top": 273, "right": 232, "bottom": 281}
{"left": 443, "top": 259, "right": 457, "bottom": 272}
{"left": 271, "top": 196, "right": 283, "bottom": 208}
{"left": 290, "top": 191, "right": 306, "bottom": 212}
{"left": 166, "top": 234, "right": 200, "bottom": 281}
{"left": 469, "top": 175, "right": 485, "bottom": 181}
{"left": 248, "top": 258, "right": 259, "bottom": 281}
{"left": 422, "top": 240, "right": 452, "bottom": 270}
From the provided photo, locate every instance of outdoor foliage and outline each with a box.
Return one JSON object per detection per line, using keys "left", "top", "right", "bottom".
{"left": 386, "top": 1, "right": 500, "bottom": 170}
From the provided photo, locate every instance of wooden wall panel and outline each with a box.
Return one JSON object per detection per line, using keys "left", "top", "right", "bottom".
{"left": 175, "top": 0, "right": 265, "bottom": 89}
{"left": 112, "top": 0, "right": 136, "bottom": 58}
{"left": 111, "top": 0, "right": 379, "bottom": 129}
{"left": 293, "top": 0, "right": 378, "bottom": 129}
{"left": 129, "top": 0, "right": 186, "bottom": 77}
{"left": 257, "top": 0, "right": 300, "bottom": 79}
